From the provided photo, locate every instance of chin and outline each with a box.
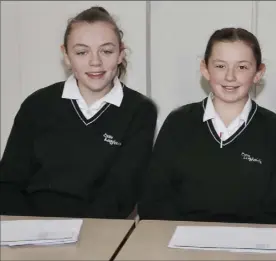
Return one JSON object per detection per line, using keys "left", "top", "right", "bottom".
{"left": 220, "top": 96, "right": 247, "bottom": 104}
{"left": 87, "top": 85, "right": 109, "bottom": 93}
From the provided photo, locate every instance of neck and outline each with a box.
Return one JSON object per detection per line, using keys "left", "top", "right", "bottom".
{"left": 78, "top": 82, "right": 113, "bottom": 106}
{"left": 213, "top": 96, "right": 249, "bottom": 127}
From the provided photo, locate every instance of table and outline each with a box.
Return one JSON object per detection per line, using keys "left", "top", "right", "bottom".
{"left": 115, "top": 219, "right": 276, "bottom": 260}
{"left": 1, "top": 215, "right": 135, "bottom": 260}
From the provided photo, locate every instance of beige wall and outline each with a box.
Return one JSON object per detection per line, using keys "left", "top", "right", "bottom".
{"left": 255, "top": 1, "right": 276, "bottom": 112}
{"left": 1, "top": 1, "right": 276, "bottom": 155}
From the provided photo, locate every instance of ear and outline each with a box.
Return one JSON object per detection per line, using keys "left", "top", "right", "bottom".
{"left": 253, "top": 63, "right": 266, "bottom": 84}
{"left": 117, "top": 43, "right": 126, "bottom": 65}
{"left": 60, "top": 44, "right": 71, "bottom": 68}
{"left": 200, "top": 59, "right": 210, "bottom": 81}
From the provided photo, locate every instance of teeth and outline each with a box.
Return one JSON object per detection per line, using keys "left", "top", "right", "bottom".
{"left": 223, "top": 86, "right": 239, "bottom": 89}
{"left": 88, "top": 72, "right": 103, "bottom": 75}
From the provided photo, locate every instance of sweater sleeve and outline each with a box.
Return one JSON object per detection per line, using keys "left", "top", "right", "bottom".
{"left": 86, "top": 99, "right": 157, "bottom": 218}
{"left": 255, "top": 122, "right": 276, "bottom": 224}
{"left": 259, "top": 151, "right": 276, "bottom": 224}
{"left": 0, "top": 99, "right": 36, "bottom": 215}
{"left": 264, "top": 175, "right": 276, "bottom": 223}
{"left": 137, "top": 111, "right": 180, "bottom": 220}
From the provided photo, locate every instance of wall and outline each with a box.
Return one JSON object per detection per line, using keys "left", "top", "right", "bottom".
{"left": 1, "top": 1, "right": 276, "bottom": 155}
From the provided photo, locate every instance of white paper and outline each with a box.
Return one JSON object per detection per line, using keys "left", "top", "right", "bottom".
{"left": 168, "top": 226, "right": 276, "bottom": 253}
{"left": 1, "top": 219, "right": 83, "bottom": 247}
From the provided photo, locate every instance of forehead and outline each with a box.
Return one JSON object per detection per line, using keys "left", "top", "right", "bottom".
{"left": 210, "top": 41, "right": 255, "bottom": 62}
{"left": 68, "top": 21, "right": 119, "bottom": 47}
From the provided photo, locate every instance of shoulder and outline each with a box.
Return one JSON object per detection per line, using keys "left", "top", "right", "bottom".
{"left": 165, "top": 101, "right": 202, "bottom": 125}
{"left": 256, "top": 104, "right": 276, "bottom": 134}
{"left": 257, "top": 104, "right": 276, "bottom": 122}
{"left": 21, "top": 81, "right": 65, "bottom": 109}
{"left": 121, "top": 85, "right": 157, "bottom": 116}
{"left": 24, "top": 81, "right": 64, "bottom": 104}
{"left": 12, "top": 81, "right": 64, "bottom": 121}
{"left": 255, "top": 104, "right": 276, "bottom": 154}
{"left": 155, "top": 101, "right": 202, "bottom": 141}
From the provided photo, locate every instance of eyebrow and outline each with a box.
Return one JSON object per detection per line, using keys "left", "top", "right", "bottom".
{"left": 73, "top": 42, "right": 116, "bottom": 48}
{"left": 238, "top": 60, "right": 253, "bottom": 64}
{"left": 212, "top": 59, "right": 252, "bottom": 64}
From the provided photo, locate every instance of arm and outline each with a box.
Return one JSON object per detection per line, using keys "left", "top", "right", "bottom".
{"left": 255, "top": 124, "right": 276, "bottom": 224}
{"left": 138, "top": 111, "right": 180, "bottom": 220}
{"left": 259, "top": 158, "right": 276, "bottom": 224}
{"left": 0, "top": 99, "right": 37, "bottom": 215}
{"left": 86, "top": 99, "right": 157, "bottom": 218}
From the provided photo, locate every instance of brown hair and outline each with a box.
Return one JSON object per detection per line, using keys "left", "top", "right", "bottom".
{"left": 204, "top": 27, "right": 262, "bottom": 70}
{"left": 64, "top": 6, "right": 127, "bottom": 79}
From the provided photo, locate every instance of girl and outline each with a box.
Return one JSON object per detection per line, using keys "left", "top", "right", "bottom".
{"left": 0, "top": 6, "right": 157, "bottom": 218}
{"left": 138, "top": 27, "right": 276, "bottom": 224}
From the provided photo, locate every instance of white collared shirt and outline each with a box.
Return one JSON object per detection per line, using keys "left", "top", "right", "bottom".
{"left": 203, "top": 93, "right": 252, "bottom": 141}
{"left": 62, "top": 74, "right": 124, "bottom": 119}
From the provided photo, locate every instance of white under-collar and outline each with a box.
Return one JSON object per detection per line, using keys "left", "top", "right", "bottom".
{"left": 203, "top": 93, "right": 252, "bottom": 124}
{"left": 62, "top": 74, "right": 124, "bottom": 109}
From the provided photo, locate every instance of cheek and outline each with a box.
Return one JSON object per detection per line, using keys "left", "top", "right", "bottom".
{"left": 237, "top": 72, "right": 256, "bottom": 85}
{"left": 208, "top": 72, "right": 224, "bottom": 85}
{"left": 70, "top": 58, "right": 87, "bottom": 71}
{"left": 104, "top": 58, "right": 120, "bottom": 70}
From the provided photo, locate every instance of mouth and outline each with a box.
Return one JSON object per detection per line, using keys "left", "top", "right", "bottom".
{"left": 222, "top": 85, "right": 240, "bottom": 91}
{"left": 86, "top": 71, "right": 106, "bottom": 79}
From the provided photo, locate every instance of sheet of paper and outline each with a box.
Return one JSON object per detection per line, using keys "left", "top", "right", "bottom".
{"left": 168, "top": 225, "right": 276, "bottom": 253}
{"left": 1, "top": 219, "right": 83, "bottom": 247}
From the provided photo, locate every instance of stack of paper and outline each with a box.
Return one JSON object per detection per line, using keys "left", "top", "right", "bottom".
{"left": 1, "top": 219, "right": 83, "bottom": 246}
{"left": 168, "top": 226, "right": 276, "bottom": 253}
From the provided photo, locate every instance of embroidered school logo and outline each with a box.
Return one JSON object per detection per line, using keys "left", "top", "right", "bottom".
{"left": 103, "top": 133, "right": 122, "bottom": 146}
{"left": 241, "top": 152, "right": 262, "bottom": 164}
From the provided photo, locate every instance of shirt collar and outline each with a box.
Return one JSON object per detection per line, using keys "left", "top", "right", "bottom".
{"left": 203, "top": 92, "right": 252, "bottom": 124}
{"left": 239, "top": 97, "right": 252, "bottom": 123}
{"left": 100, "top": 76, "right": 124, "bottom": 108}
{"left": 62, "top": 74, "right": 83, "bottom": 100}
{"left": 62, "top": 74, "right": 124, "bottom": 108}
{"left": 203, "top": 93, "right": 218, "bottom": 122}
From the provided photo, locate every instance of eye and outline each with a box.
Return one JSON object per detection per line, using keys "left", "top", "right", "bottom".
{"left": 239, "top": 65, "right": 248, "bottom": 70}
{"left": 76, "top": 51, "right": 87, "bottom": 56}
{"left": 101, "top": 49, "right": 114, "bottom": 55}
{"left": 215, "top": 64, "right": 225, "bottom": 69}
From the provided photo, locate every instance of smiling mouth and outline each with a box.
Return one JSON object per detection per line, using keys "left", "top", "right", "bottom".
{"left": 86, "top": 72, "right": 105, "bottom": 78}
{"left": 222, "top": 85, "right": 240, "bottom": 90}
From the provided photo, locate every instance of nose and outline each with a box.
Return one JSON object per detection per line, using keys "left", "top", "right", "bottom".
{"left": 225, "top": 68, "right": 236, "bottom": 82}
{"left": 88, "top": 52, "right": 102, "bottom": 67}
